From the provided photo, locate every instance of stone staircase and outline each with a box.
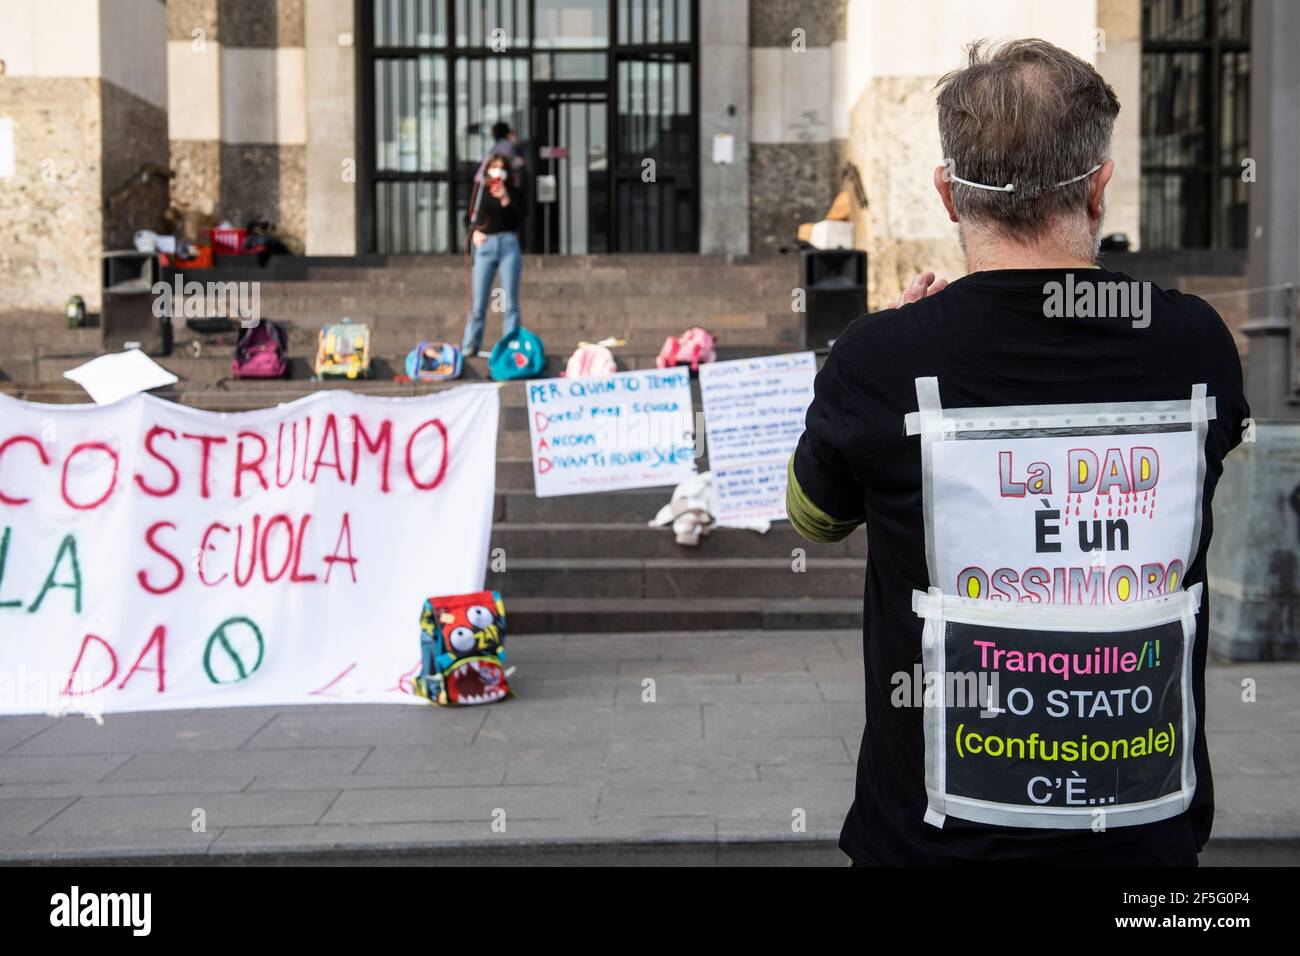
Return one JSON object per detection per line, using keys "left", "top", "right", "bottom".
{"left": 0, "top": 254, "right": 866, "bottom": 634}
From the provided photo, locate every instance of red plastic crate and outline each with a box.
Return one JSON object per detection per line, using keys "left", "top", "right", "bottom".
{"left": 209, "top": 226, "right": 249, "bottom": 256}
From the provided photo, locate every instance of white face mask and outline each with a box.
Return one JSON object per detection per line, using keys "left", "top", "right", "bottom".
{"left": 950, "top": 163, "right": 1103, "bottom": 194}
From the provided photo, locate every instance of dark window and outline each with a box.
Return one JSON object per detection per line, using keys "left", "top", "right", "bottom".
{"left": 360, "top": 0, "right": 697, "bottom": 254}
{"left": 1140, "top": 0, "right": 1251, "bottom": 250}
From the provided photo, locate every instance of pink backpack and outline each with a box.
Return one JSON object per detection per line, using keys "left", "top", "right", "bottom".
{"left": 564, "top": 340, "right": 619, "bottom": 379}
{"left": 232, "top": 320, "right": 288, "bottom": 379}
{"left": 656, "top": 327, "right": 717, "bottom": 372}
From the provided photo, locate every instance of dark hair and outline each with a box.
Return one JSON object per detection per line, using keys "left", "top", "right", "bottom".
{"left": 491, "top": 122, "right": 511, "bottom": 140}
{"left": 935, "top": 39, "right": 1120, "bottom": 239}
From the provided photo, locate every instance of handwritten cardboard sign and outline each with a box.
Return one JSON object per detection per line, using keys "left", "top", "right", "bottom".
{"left": 526, "top": 368, "right": 697, "bottom": 497}
{"left": 698, "top": 352, "right": 817, "bottom": 526}
{"left": 0, "top": 386, "right": 499, "bottom": 714}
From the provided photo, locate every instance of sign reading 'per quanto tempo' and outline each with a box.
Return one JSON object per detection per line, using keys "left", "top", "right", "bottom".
{"left": 526, "top": 367, "right": 697, "bottom": 497}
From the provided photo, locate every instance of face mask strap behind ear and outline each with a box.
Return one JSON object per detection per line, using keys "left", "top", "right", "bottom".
{"left": 949, "top": 162, "right": 1104, "bottom": 194}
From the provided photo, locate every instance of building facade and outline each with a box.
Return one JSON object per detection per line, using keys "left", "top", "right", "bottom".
{"left": 0, "top": 0, "right": 1253, "bottom": 311}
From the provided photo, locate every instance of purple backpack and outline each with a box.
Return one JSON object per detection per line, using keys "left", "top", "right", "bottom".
{"left": 232, "top": 320, "right": 288, "bottom": 379}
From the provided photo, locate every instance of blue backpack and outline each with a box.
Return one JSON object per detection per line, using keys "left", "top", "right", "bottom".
{"left": 488, "top": 327, "right": 546, "bottom": 381}
{"left": 405, "top": 341, "right": 462, "bottom": 381}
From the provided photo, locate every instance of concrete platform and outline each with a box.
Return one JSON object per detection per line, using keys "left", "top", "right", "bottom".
{"left": 0, "top": 631, "right": 1296, "bottom": 865}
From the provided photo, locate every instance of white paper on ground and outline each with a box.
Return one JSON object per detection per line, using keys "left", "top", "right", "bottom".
{"left": 63, "top": 349, "right": 179, "bottom": 405}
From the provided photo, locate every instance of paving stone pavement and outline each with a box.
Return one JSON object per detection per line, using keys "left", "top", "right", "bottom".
{"left": 0, "top": 631, "right": 1296, "bottom": 865}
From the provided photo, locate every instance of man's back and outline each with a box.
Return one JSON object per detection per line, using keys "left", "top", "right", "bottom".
{"left": 793, "top": 267, "right": 1248, "bottom": 864}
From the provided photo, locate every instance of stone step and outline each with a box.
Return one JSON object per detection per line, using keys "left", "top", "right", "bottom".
{"left": 489, "top": 522, "right": 866, "bottom": 559}
{"left": 495, "top": 457, "right": 535, "bottom": 487}
{"left": 5, "top": 312, "right": 796, "bottom": 348}
{"left": 253, "top": 305, "right": 789, "bottom": 322}
{"left": 5, "top": 343, "right": 785, "bottom": 392}
{"left": 257, "top": 298, "right": 795, "bottom": 316}
{"left": 299, "top": 254, "right": 796, "bottom": 283}
{"left": 257, "top": 287, "right": 797, "bottom": 307}
{"left": 241, "top": 312, "right": 794, "bottom": 337}
{"left": 6, "top": 344, "right": 784, "bottom": 388}
{"left": 24, "top": 834, "right": 1295, "bottom": 867}
{"left": 496, "top": 488, "right": 672, "bottom": 523}
{"left": 492, "top": 558, "right": 865, "bottom": 600}
{"left": 505, "top": 596, "right": 863, "bottom": 633}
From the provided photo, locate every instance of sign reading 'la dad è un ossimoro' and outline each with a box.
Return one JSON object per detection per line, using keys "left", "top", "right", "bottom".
{"left": 0, "top": 386, "right": 499, "bottom": 715}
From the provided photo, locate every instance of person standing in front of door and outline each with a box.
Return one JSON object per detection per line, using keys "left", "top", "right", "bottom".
{"left": 461, "top": 153, "right": 524, "bottom": 357}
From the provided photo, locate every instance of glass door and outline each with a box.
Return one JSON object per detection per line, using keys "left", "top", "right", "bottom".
{"left": 532, "top": 83, "right": 609, "bottom": 254}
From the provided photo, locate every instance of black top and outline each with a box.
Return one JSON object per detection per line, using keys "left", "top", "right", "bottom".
{"left": 472, "top": 182, "right": 522, "bottom": 235}
{"left": 792, "top": 267, "right": 1248, "bottom": 865}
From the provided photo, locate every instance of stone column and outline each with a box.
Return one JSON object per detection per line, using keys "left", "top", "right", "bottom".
{"left": 0, "top": 0, "right": 168, "bottom": 313}
{"left": 304, "top": 0, "right": 357, "bottom": 257}
{"left": 1240, "top": 0, "right": 1300, "bottom": 421}
{"left": 1095, "top": 0, "right": 1141, "bottom": 249}
{"left": 167, "top": 0, "right": 308, "bottom": 252}
{"left": 698, "top": 0, "right": 749, "bottom": 256}
{"left": 1207, "top": 0, "right": 1300, "bottom": 660}
{"left": 747, "top": 0, "right": 834, "bottom": 254}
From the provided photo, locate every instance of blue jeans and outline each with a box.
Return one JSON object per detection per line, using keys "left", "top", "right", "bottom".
{"left": 462, "top": 232, "right": 523, "bottom": 353}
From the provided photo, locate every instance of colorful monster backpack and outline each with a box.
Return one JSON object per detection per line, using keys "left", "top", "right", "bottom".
{"left": 488, "top": 326, "right": 545, "bottom": 381}
{"left": 405, "top": 340, "right": 462, "bottom": 382}
{"left": 414, "top": 590, "right": 509, "bottom": 706}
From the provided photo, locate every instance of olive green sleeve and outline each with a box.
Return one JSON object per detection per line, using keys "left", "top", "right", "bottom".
{"left": 786, "top": 454, "right": 864, "bottom": 544}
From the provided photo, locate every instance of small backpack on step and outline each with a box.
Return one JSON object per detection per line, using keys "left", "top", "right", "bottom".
{"left": 488, "top": 327, "right": 545, "bottom": 381}
{"left": 414, "top": 590, "right": 509, "bottom": 706}
{"left": 405, "top": 341, "right": 463, "bottom": 382}
{"left": 316, "top": 321, "right": 372, "bottom": 380}
{"left": 231, "top": 320, "right": 288, "bottom": 379}
{"left": 656, "top": 327, "right": 717, "bottom": 372}
{"left": 563, "top": 338, "right": 621, "bottom": 379}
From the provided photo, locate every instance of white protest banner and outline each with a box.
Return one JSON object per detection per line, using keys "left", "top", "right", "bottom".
{"left": 0, "top": 386, "right": 499, "bottom": 715}
{"left": 698, "top": 352, "right": 817, "bottom": 526}
{"left": 526, "top": 367, "right": 697, "bottom": 497}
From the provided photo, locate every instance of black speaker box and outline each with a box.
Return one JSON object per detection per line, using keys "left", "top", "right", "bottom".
{"left": 802, "top": 248, "right": 867, "bottom": 350}
{"left": 102, "top": 251, "right": 172, "bottom": 356}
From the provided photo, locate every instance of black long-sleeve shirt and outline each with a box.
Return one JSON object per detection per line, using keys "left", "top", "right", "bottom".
{"left": 471, "top": 183, "right": 522, "bottom": 235}
{"left": 789, "top": 266, "right": 1248, "bottom": 865}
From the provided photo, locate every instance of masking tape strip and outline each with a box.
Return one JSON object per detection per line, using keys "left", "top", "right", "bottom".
{"left": 1188, "top": 383, "right": 1210, "bottom": 581}
{"left": 912, "top": 587, "right": 949, "bottom": 828}
{"left": 1179, "top": 581, "right": 1202, "bottom": 805}
{"left": 912, "top": 583, "right": 1202, "bottom": 631}
{"left": 904, "top": 395, "right": 1217, "bottom": 436}
{"left": 913, "top": 378, "right": 945, "bottom": 586}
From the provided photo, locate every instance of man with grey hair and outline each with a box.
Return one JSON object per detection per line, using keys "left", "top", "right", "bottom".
{"left": 788, "top": 39, "right": 1248, "bottom": 865}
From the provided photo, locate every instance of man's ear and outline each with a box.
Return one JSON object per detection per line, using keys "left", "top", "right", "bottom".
{"left": 934, "top": 165, "right": 959, "bottom": 223}
{"left": 1087, "top": 159, "right": 1115, "bottom": 223}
